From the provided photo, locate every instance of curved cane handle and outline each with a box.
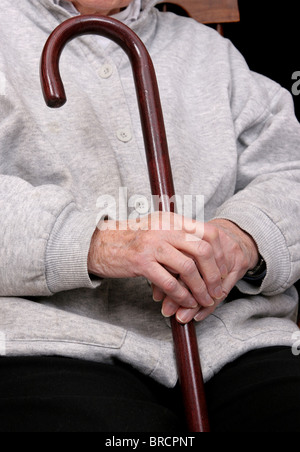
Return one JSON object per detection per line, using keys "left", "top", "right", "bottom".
{"left": 40, "top": 15, "right": 172, "bottom": 201}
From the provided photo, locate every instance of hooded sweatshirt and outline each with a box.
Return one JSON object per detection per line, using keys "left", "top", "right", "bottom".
{"left": 0, "top": 0, "right": 299, "bottom": 387}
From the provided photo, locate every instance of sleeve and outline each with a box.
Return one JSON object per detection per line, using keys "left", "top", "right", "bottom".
{"left": 0, "top": 176, "right": 100, "bottom": 297}
{"left": 213, "top": 42, "right": 300, "bottom": 297}
{"left": 0, "top": 80, "right": 100, "bottom": 297}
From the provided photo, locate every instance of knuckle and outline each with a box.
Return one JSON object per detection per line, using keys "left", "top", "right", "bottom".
{"left": 196, "top": 240, "right": 212, "bottom": 258}
{"left": 205, "top": 224, "right": 219, "bottom": 241}
{"left": 206, "top": 271, "right": 221, "bottom": 285}
{"left": 181, "top": 258, "right": 196, "bottom": 275}
{"left": 163, "top": 277, "right": 177, "bottom": 293}
{"left": 176, "top": 289, "right": 188, "bottom": 304}
{"left": 232, "top": 243, "right": 240, "bottom": 253}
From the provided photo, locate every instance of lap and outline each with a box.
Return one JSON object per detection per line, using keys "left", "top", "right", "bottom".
{"left": 206, "top": 346, "right": 300, "bottom": 432}
{"left": 0, "top": 346, "right": 299, "bottom": 432}
{"left": 0, "top": 356, "right": 184, "bottom": 432}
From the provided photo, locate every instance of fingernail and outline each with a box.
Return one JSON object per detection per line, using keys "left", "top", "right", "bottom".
{"left": 161, "top": 301, "right": 176, "bottom": 318}
{"left": 214, "top": 286, "right": 223, "bottom": 300}
{"left": 205, "top": 294, "right": 215, "bottom": 307}
{"left": 161, "top": 306, "right": 172, "bottom": 318}
{"left": 194, "top": 311, "right": 205, "bottom": 322}
{"left": 176, "top": 311, "right": 191, "bottom": 324}
{"left": 153, "top": 296, "right": 163, "bottom": 303}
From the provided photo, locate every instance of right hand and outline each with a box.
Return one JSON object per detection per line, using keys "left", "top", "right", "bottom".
{"left": 88, "top": 212, "right": 227, "bottom": 315}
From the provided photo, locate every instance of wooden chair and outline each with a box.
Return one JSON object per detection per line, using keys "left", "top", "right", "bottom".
{"left": 156, "top": 0, "right": 240, "bottom": 35}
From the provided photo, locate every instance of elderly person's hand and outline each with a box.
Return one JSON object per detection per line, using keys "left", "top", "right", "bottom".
{"left": 160, "top": 218, "right": 259, "bottom": 323}
{"left": 88, "top": 213, "right": 259, "bottom": 322}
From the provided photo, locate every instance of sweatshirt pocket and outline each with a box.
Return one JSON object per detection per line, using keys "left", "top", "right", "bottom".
{"left": 1, "top": 297, "right": 126, "bottom": 358}
{"left": 211, "top": 291, "right": 298, "bottom": 341}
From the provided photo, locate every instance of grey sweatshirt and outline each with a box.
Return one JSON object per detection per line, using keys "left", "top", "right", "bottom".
{"left": 0, "top": 0, "right": 299, "bottom": 387}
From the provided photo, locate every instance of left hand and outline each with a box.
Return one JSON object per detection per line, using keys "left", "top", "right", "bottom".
{"left": 154, "top": 218, "right": 259, "bottom": 323}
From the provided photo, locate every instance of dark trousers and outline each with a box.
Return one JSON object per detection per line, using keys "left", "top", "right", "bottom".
{"left": 0, "top": 346, "right": 299, "bottom": 432}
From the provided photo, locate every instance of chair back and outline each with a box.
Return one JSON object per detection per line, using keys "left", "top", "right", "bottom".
{"left": 156, "top": 0, "right": 240, "bottom": 34}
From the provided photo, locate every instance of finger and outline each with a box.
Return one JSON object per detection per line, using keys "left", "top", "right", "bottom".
{"left": 193, "top": 305, "right": 216, "bottom": 322}
{"left": 169, "top": 278, "right": 205, "bottom": 323}
{"left": 176, "top": 305, "right": 202, "bottom": 324}
{"left": 194, "top": 240, "right": 224, "bottom": 301}
{"left": 179, "top": 216, "right": 205, "bottom": 238}
{"left": 145, "top": 261, "right": 198, "bottom": 309}
{"left": 174, "top": 217, "right": 228, "bottom": 279}
{"left": 161, "top": 279, "right": 190, "bottom": 317}
{"left": 202, "top": 223, "right": 228, "bottom": 279}
{"left": 220, "top": 270, "right": 243, "bottom": 299}
{"left": 155, "top": 242, "right": 215, "bottom": 308}
{"left": 161, "top": 297, "right": 178, "bottom": 318}
{"left": 178, "top": 297, "right": 224, "bottom": 324}
{"left": 174, "top": 237, "right": 223, "bottom": 303}
{"left": 152, "top": 283, "right": 164, "bottom": 302}
{"left": 161, "top": 278, "right": 192, "bottom": 318}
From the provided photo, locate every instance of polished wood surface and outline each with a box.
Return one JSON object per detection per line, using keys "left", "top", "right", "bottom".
{"left": 157, "top": 0, "right": 240, "bottom": 24}
{"left": 40, "top": 15, "right": 210, "bottom": 432}
{"left": 171, "top": 317, "right": 210, "bottom": 432}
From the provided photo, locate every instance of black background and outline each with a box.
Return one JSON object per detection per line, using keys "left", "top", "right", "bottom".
{"left": 224, "top": 0, "right": 300, "bottom": 121}
{"left": 224, "top": 1, "right": 300, "bottom": 293}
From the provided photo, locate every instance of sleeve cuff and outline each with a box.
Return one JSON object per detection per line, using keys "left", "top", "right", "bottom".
{"left": 213, "top": 201, "right": 291, "bottom": 296}
{"left": 45, "top": 203, "right": 102, "bottom": 294}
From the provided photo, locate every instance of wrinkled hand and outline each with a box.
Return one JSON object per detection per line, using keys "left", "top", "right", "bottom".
{"left": 88, "top": 213, "right": 259, "bottom": 323}
{"left": 160, "top": 218, "right": 259, "bottom": 323}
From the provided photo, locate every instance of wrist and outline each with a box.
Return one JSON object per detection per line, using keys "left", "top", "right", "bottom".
{"left": 210, "top": 218, "right": 259, "bottom": 265}
{"left": 88, "top": 227, "right": 103, "bottom": 277}
{"left": 243, "top": 254, "right": 267, "bottom": 285}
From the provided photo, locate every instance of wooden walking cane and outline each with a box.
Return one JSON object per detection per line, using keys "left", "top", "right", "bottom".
{"left": 40, "top": 15, "right": 210, "bottom": 432}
